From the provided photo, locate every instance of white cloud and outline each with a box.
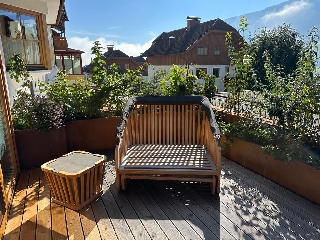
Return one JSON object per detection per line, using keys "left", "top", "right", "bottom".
{"left": 262, "top": 0, "right": 312, "bottom": 22}
{"left": 68, "top": 30, "right": 121, "bottom": 39}
{"left": 68, "top": 37, "right": 154, "bottom": 66}
{"left": 148, "top": 31, "right": 158, "bottom": 37}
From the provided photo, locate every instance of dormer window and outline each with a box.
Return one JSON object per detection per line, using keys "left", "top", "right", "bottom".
{"left": 197, "top": 46, "right": 207, "bottom": 55}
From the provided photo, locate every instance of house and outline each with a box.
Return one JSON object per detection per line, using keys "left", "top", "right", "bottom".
{"left": 142, "top": 16, "right": 241, "bottom": 91}
{"left": 52, "top": 19, "right": 85, "bottom": 80}
{"left": 83, "top": 45, "right": 147, "bottom": 77}
{"left": 0, "top": 0, "right": 84, "bottom": 103}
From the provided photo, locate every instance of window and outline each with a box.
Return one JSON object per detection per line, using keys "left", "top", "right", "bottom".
{"left": 214, "top": 46, "right": 220, "bottom": 55}
{"left": 55, "top": 54, "right": 82, "bottom": 75}
{"left": 197, "top": 46, "right": 207, "bottom": 55}
{"left": 0, "top": 8, "right": 42, "bottom": 65}
{"left": 125, "top": 63, "right": 130, "bottom": 69}
{"left": 196, "top": 68, "right": 207, "bottom": 78}
{"left": 212, "top": 68, "right": 220, "bottom": 77}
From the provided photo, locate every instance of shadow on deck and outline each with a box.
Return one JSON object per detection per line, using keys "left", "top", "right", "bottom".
{"left": 3, "top": 149, "right": 320, "bottom": 240}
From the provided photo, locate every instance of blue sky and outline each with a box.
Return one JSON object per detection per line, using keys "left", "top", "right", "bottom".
{"left": 64, "top": 0, "right": 290, "bottom": 65}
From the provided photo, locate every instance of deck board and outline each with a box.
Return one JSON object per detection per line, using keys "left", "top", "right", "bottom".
{"left": 151, "top": 180, "right": 219, "bottom": 240}
{"left": 65, "top": 207, "right": 84, "bottom": 240}
{"left": 142, "top": 178, "right": 202, "bottom": 239}
{"left": 133, "top": 180, "right": 184, "bottom": 240}
{"left": 3, "top": 170, "right": 30, "bottom": 240}
{"left": 90, "top": 198, "right": 118, "bottom": 240}
{"left": 3, "top": 150, "right": 320, "bottom": 240}
{"left": 80, "top": 205, "right": 102, "bottom": 240}
{"left": 20, "top": 168, "right": 41, "bottom": 239}
{"left": 104, "top": 164, "right": 152, "bottom": 240}
{"left": 36, "top": 171, "right": 52, "bottom": 240}
{"left": 223, "top": 161, "right": 320, "bottom": 238}
{"left": 51, "top": 203, "right": 67, "bottom": 239}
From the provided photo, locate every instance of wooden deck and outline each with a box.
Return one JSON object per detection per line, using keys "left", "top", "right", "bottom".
{"left": 3, "top": 149, "right": 320, "bottom": 240}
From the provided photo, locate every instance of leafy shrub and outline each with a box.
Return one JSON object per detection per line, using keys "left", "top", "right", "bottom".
{"left": 138, "top": 69, "right": 166, "bottom": 96}
{"left": 42, "top": 71, "right": 110, "bottom": 121}
{"left": 159, "top": 65, "right": 197, "bottom": 96}
{"left": 12, "top": 92, "right": 64, "bottom": 132}
{"left": 222, "top": 16, "right": 320, "bottom": 166}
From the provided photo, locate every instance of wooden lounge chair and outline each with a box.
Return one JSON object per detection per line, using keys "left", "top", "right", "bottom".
{"left": 115, "top": 96, "right": 221, "bottom": 194}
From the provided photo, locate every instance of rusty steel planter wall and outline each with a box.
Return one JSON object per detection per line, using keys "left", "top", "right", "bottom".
{"left": 221, "top": 136, "right": 320, "bottom": 205}
{"left": 65, "top": 117, "right": 120, "bottom": 152}
{"left": 15, "top": 117, "right": 121, "bottom": 169}
{"left": 15, "top": 127, "right": 68, "bottom": 169}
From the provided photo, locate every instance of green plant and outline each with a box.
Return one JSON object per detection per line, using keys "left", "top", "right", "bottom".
{"left": 159, "top": 65, "right": 197, "bottom": 96}
{"left": 9, "top": 53, "right": 34, "bottom": 96}
{"left": 104, "top": 63, "right": 144, "bottom": 115}
{"left": 12, "top": 92, "right": 64, "bottom": 132}
{"left": 42, "top": 71, "right": 109, "bottom": 121}
{"left": 225, "top": 16, "right": 256, "bottom": 117}
{"left": 138, "top": 68, "right": 166, "bottom": 96}
{"left": 249, "top": 24, "right": 304, "bottom": 87}
{"left": 221, "top": 17, "right": 320, "bottom": 167}
{"left": 201, "top": 70, "right": 217, "bottom": 99}
{"left": 261, "top": 26, "right": 320, "bottom": 162}
{"left": 42, "top": 41, "right": 111, "bottom": 121}
{"left": 91, "top": 41, "right": 107, "bottom": 86}
{"left": 9, "top": 54, "right": 64, "bottom": 132}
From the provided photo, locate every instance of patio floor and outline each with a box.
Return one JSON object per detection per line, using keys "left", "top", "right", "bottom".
{"left": 3, "top": 149, "right": 320, "bottom": 240}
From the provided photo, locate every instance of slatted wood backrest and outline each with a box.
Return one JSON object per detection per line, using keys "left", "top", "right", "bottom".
{"left": 125, "top": 104, "right": 211, "bottom": 146}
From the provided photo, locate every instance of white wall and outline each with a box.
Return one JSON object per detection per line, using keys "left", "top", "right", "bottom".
{"left": 44, "top": 0, "right": 60, "bottom": 25}
{"left": 5, "top": 70, "right": 51, "bottom": 105}
{"left": 147, "top": 64, "right": 236, "bottom": 92}
{"left": 0, "top": 0, "right": 60, "bottom": 25}
{"left": 0, "top": 0, "right": 48, "bottom": 14}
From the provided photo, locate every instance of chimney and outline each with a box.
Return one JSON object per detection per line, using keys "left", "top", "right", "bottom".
{"left": 107, "top": 45, "right": 114, "bottom": 52}
{"left": 187, "top": 16, "right": 201, "bottom": 29}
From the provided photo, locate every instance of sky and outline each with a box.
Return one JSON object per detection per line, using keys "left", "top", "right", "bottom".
{"left": 64, "top": 0, "right": 290, "bottom": 65}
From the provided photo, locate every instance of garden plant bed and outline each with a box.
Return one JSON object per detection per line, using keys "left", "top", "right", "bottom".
{"left": 221, "top": 135, "right": 320, "bottom": 205}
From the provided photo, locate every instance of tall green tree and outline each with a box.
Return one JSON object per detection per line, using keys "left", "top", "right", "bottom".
{"left": 250, "top": 24, "right": 304, "bottom": 87}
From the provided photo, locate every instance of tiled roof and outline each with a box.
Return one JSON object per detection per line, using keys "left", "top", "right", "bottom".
{"left": 142, "top": 18, "right": 237, "bottom": 57}
{"left": 131, "top": 56, "right": 146, "bottom": 63}
{"left": 83, "top": 50, "right": 143, "bottom": 73}
{"left": 104, "top": 50, "right": 128, "bottom": 58}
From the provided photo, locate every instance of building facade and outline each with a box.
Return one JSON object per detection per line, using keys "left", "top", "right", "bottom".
{"left": 143, "top": 16, "right": 241, "bottom": 92}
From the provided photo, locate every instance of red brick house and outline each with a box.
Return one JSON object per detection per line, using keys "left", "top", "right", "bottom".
{"left": 142, "top": 16, "right": 241, "bottom": 91}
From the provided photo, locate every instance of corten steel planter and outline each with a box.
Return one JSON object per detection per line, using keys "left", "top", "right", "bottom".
{"left": 221, "top": 135, "right": 320, "bottom": 205}
{"left": 65, "top": 117, "right": 120, "bottom": 152}
{"left": 14, "top": 127, "right": 68, "bottom": 169}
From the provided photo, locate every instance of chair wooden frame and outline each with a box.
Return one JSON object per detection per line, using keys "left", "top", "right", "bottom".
{"left": 115, "top": 96, "right": 221, "bottom": 194}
